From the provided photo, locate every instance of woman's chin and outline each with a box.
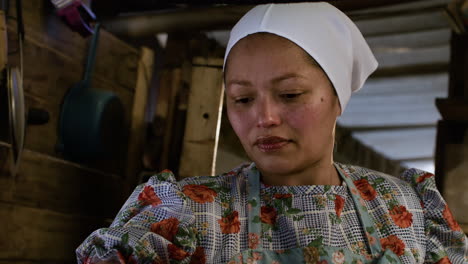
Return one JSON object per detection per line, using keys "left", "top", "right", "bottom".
{"left": 253, "top": 157, "right": 300, "bottom": 176}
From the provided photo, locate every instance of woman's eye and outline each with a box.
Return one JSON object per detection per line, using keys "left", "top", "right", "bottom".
{"left": 235, "top": 98, "right": 253, "bottom": 104}
{"left": 281, "top": 93, "right": 302, "bottom": 99}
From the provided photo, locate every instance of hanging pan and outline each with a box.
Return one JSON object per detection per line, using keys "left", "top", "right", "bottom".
{"left": 57, "top": 23, "right": 124, "bottom": 162}
{"left": 1, "top": 0, "right": 25, "bottom": 178}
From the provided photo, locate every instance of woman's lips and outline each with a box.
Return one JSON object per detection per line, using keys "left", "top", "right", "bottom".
{"left": 254, "top": 136, "right": 290, "bottom": 152}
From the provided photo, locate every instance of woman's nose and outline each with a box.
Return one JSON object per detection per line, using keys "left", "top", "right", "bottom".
{"left": 256, "top": 99, "right": 281, "bottom": 128}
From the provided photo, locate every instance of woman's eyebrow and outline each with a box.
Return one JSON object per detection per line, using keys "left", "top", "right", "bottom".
{"left": 271, "top": 73, "right": 304, "bottom": 84}
{"left": 226, "top": 79, "right": 251, "bottom": 88}
{"left": 226, "top": 73, "right": 304, "bottom": 88}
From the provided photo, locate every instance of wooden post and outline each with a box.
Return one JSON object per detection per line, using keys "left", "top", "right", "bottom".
{"left": 125, "top": 47, "right": 154, "bottom": 192}
{"left": 435, "top": 32, "right": 468, "bottom": 232}
{"left": 178, "top": 57, "right": 224, "bottom": 178}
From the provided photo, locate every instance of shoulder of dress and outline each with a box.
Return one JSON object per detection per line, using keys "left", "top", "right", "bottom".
{"left": 337, "top": 163, "right": 415, "bottom": 189}
{"left": 178, "top": 162, "right": 252, "bottom": 186}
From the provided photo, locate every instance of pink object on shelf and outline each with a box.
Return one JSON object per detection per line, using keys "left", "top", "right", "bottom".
{"left": 56, "top": 0, "right": 96, "bottom": 37}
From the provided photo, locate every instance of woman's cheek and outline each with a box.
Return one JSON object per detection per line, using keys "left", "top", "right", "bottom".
{"left": 286, "top": 104, "right": 320, "bottom": 127}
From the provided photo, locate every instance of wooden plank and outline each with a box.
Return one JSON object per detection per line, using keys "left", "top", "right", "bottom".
{"left": 352, "top": 128, "right": 436, "bottom": 161}
{"left": 160, "top": 68, "right": 183, "bottom": 170}
{"left": 0, "top": 141, "right": 124, "bottom": 218}
{"left": 335, "top": 126, "right": 405, "bottom": 176}
{"left": 366, "top": 28, "right": 450, "bottom": 51}
{"left": 436, "top": 98, "right": 468, "bottom": 122}
{"left": 339, "top": 93, "right": 444, "bottom": 128}
{"left": 359, "top": 73, "right": 448, "bottom": 95}
{"left": 354, "top": 10, "right": 450, "bottom": 37}
{"left": 374, "top": 45, "right": 449, "bottom": 70}
{"left": 2, "top": 30, "right": 135, "bottom": 175}
{"left": 7, "top": 0, "right": 139, "bottom": 91}
{"left": 125, "top": 47, "right": 154, "bottom": 190}
{"left": 178, "top": 57, "right": 224, "bottom": 178}
{"left": 0, "top": 201, "right": 108, "bottom": 261}
{"left": 347, "top": 0, "right": 449, "bottom": 18}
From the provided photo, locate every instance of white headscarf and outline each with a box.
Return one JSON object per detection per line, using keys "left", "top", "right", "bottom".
{"left": 223, "top": 2, "right": 378, "bottom": 113}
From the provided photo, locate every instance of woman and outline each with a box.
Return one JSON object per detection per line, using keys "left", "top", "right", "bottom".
{"left": 77, "top": 3, "right": 468, "bottom": 264}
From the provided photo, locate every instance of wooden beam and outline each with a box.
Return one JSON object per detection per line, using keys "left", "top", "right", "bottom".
{"left": 102, "top": 0, "right": 436, "bottom": 38}
{"left": 340, "top": 93, "right": 445, "bottom": 128}
{"left": 353, "top": 128, "right": 436, "bottom": 161}
{"left": 0, "top": 141, "right": 124, "bottom": 218}
{"left": 8, "top": 1, "right": 139, "bottom": 91}
{"left": 0, "top": 201, "right": 108, "bottom": 261}
{"left": 366, "top": 28, "right": 450, "bottom": 51}
{"left": 355, "top": 9, "right": 449, "bottom": 37}
{"left": 178, "top": 57, "right": 224, "bottom": 178}
{"left": 125, "top": 47, "right": 155, "bottom": 191}
{"left": 373, "top": 45, "right": 449, "bottom": 71}
{"left": 359, "top": 73, "right": 448, "bottom": 96}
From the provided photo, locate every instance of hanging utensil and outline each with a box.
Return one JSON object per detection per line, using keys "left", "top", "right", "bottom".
{"left": 2, "top": 0, "right": 25, "bottom": 177}
{"left": 57, "top": 23, "right": 124, "bottom": 162}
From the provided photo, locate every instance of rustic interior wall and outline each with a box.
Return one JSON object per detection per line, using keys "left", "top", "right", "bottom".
{"left": 0, "top": 0, "right": 152, "bottom": 262}
{"left": 444, "top": 130, "right": 468, "bottom": 227}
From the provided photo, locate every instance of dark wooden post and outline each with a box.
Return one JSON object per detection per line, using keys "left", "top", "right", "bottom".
{"left": 433, "top": 24, "right": 468, "bottom": 232}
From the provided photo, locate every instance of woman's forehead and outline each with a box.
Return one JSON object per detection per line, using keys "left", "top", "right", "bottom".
{"left": 225, "top": 33, "right": 320, "bottom": 76}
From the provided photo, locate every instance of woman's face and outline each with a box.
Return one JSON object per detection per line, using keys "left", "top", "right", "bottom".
{"left": 225, "top": 33, "right": 341, "bottom": 177}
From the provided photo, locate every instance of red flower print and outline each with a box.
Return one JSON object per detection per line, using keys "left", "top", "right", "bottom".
{"left": 168, "top": 244, "right": 189, "bottom": 260}
{"left": 218, "top": 211, "right": 241, "bottom": 234}
{"left": 353, "top": 178, "right": 377, "bottom": 201}
{"left": 389, "top": 205, "right": 413, "bottom": 228}
{"left": 248, "top": 232, "right": 260, "bottom": 249}
{"left": 416, "top": 172, "right": 434, "bottom": 183}
{"left": 150, "top": 217, "right": 180, "bottom": 242}
{"left": 334, "top": 195, "right": 345, "bottom": 217}
{"left": 443, "top": 204, "right": 461, "bottom": 231}
{"left": 435, "top": 256, "right": 452, "bottom": 264}
{"left": 116, "top": 252, "right": 127, "bottom": 264}
{"left": 261, "top": 206, "right": 277, "bottom": 225}
{"left": 182, "top": 184, "right": 218, "bottom": 203}
{"left": 161, "top": 169, "right": 172, "bottom": 173}
{"left": 380, "top": 235, "right": 405, "bottom": 256}
{"left": 138, "top": 186, "right": 162, "bottom": 207}
{"left": 366, "top": 232, "right": 376, "bottom": 245}
{"left": 252, "top": 251, "right": 263, "bottom": 260}
{"left": 190, "top": 247, "right": 207, "bottom": 264}
{"left": 274, "top": 193, "right": 292, "bottom": 199}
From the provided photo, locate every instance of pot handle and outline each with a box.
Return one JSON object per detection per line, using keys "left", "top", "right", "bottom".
{"left": 83, "top": 22, "right": 100, "bottom": 84}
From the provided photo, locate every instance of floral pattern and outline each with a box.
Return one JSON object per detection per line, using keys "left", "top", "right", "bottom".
{"left": 443, "top": 204, "right": 461, "bottom": 232}
{"left": 218, "top": 211, "right": 241, "bottom": 234}
{"left": 183, "top": 184, "right": 218, "bottom": 203}
{"left": 380, "top": 235, "right": 406, "bottom": 256}
{"left": 150, "top": 217, "right": 179, "bottom": 241}
{"left": 260, "top": 206, "right": 277, "bottom": 225}
{"left": 334, "top": 195, "right": 345, "bottom": 218}
{"left": 389, "top": 205, "right": 413, "bottom": 228}
{"left": 138, "top": 186, "right": 162, "bottom": 207}
{"left": 353, "top": 178, "right": 377, "bottom": 201}
{"left": 76, "top": 163, "right": 468, "bottom": 264}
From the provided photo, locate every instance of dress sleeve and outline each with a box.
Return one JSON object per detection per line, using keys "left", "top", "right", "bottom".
{"left": 76, "top": 170, "right": 200, "bottom": 264}
{"left": 399, "top": 168, "right": 468, "bottom": 263}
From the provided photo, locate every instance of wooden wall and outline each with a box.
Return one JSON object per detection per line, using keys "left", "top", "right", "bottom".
{"left": 0, "top": 0, "right": 152, "bottom": 262}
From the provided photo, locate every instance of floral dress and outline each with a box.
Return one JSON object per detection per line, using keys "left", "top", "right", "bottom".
{"left": 76, "top": 163, "right": 468, "bottom": 264}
